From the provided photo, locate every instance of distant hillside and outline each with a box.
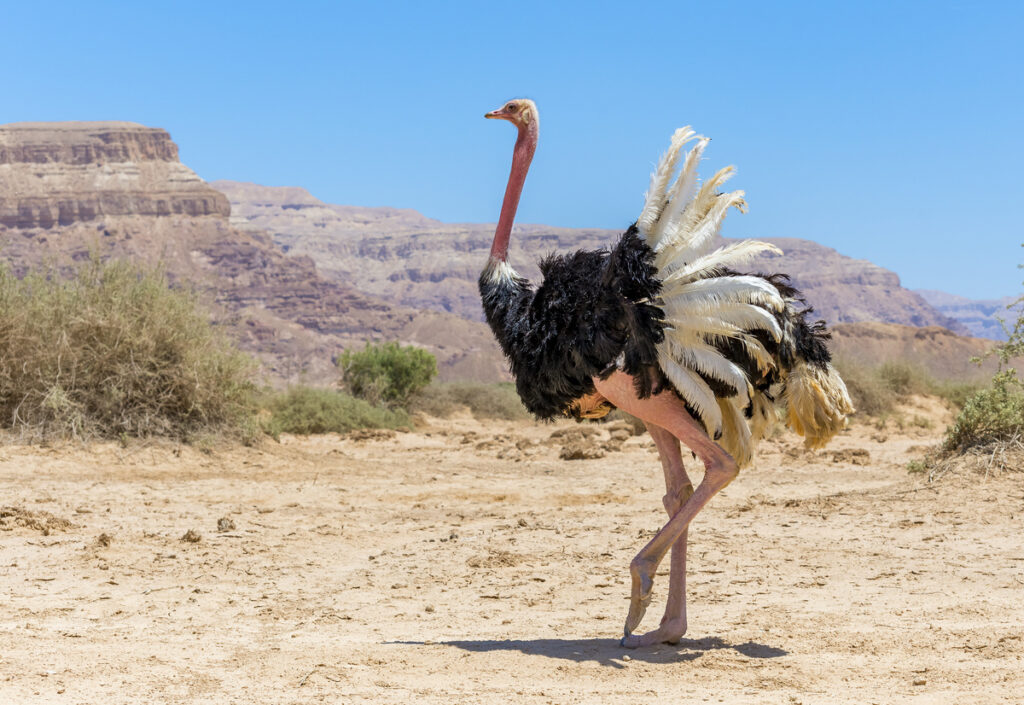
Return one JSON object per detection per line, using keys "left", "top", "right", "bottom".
{"left": 213, "top": 181, "right": 968, "bottom": 335}
{"left": 916, "top": 290, "right": 1020, "bottom": 341}
{"left": 0, "top": 122, "right": 508, "bottom": 383}
{"left": 829, "top": 322, "right": 1008, "bottom": 380}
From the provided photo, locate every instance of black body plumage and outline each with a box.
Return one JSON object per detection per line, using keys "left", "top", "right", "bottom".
{"left": 479, "top": 225, "right": 833, "bottom": 426}
{"left": 479, "top": 226, "right": 668, "bottom": 419}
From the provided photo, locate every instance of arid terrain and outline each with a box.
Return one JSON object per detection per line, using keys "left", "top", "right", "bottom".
{"left": 2, "top": 399, "right": 1022, "bottom": 704}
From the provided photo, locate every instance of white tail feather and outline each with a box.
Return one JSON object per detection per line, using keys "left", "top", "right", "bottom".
{"left": 657, "top": 355, "right": 722, "bottom": 438}
{"left": 663, "top": 339, "right": 751, "bottom": 406}
{"left": 648, "top": 138, "right": 709, "bottom": 246}
{"left": 636, "top": 127, "right": 851, "bottom": 467}
{"left": 638, "top": 127, "right": 698, "bottom": 235}
{"left": 717, "top": 397, "right": 753, "bottom": 468}
{"left": 659, "top": 240, "right": 782, "bottom": 284}
{"left": 662, "top": 302, "right": 783, "bottom": 341}
{"left": 661, "top": 275, "right": 786, "bottom": 312}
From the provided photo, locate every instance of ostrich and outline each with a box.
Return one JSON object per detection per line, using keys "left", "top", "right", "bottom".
{"left": 479, "top": 99, "right": 854, "bottom": 648}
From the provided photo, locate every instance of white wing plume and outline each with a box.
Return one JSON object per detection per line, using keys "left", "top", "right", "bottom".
{"left": 637, "top": 128, "right": 787, "bottom": 462}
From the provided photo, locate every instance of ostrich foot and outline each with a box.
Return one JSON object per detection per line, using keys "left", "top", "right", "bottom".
{"left": 620, "top": 616, "right": 688, "bottom": 648}
{"left": 623, "top": 558, "right": 655, "bottom": 637}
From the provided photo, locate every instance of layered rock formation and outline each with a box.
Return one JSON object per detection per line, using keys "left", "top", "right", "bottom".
{"left": 214, "top": 181, "right": 968, "bottom": 334}
{"left": 0, "top": 122, "right": 507, "bottom": 383}
{"left": 916, "top": 289, "right": 1019, "bottom": 341}
{"left": 0, "top": 122, "right": 229, "bottom": 228}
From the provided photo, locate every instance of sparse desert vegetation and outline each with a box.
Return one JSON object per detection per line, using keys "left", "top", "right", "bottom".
{"left": 0, "top": 259, "right": 256, "bottom": 442}
{"left": 1, "top": 257, "right": 1013, "bottom": 455}
{"left": 409, "top": 381, "right": 529, "bottom": 420}
{"left": 258, "top": 385, "right": 411, "bottom": 437}
{"left": 834, "top": 359, "right": 984, "bottom": 418}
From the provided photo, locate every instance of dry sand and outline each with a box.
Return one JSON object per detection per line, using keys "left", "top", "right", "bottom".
{"left": 1, "top": 397, "right": 1022, "bottom": 704}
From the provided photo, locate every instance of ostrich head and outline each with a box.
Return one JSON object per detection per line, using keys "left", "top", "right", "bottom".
{"left": 485, "top": 99, "right": 538, "bottom": 130}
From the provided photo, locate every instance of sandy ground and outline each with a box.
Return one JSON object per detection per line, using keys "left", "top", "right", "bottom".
{"left": 1, "top": 397, "right": 1022, "bottom": 704}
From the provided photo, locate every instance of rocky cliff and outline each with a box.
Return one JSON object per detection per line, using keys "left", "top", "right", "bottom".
{"left": 0, "top": 123, "right": 507, "bottom": 383}
{"left": 214, "top": 181, "right": 968, "bottom": 335}
{"left": 0, "top": 122, "right": 229, "bottom": 228}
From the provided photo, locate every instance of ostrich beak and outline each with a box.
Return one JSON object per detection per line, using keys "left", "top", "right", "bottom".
{"left": 485, "top": 108, "right": 508, "bottom": 120}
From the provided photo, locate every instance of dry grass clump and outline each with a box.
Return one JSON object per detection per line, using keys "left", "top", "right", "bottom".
{"left": 409, "top": 381, "right": 529, "bottom": 420}
{"left": 0, "top": 506, "right": 75, "bottom": 535}
{"left": 911, "top": 435, "right": 1023, "bottom": 482}
{"left": 0, "top": 259, "right": 256, "bottom": 442}
{"left": 834, "top": 359, "right": 983, "bottom": 418}
{"left": 259, "top": 386, "right": 410, "bottom": 437}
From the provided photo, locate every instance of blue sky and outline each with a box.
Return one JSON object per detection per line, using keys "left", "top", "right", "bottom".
{"left": 3, "top": 1, "right": 1022, "bottom": 299}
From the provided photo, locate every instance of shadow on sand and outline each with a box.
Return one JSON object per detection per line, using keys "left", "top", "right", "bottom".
{"left": 387, "top": 636, "right": 787, "bottom": 668}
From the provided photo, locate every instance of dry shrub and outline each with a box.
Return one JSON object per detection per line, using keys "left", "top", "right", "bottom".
{"left": 0, "top": 259, "right": 256, "bottom": 441}
{"left": 833, "top": 361, "right": 896, "bottom": 417}
{"left": 410, "top": 381, "right": 529, "bottom": 420}
{"left": 917, "top": 437, "right": 1024, "bottom": 482}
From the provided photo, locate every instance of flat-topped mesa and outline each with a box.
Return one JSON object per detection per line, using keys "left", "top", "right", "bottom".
{"left": 0, "top": 121, "right": 230, "bottom": 228}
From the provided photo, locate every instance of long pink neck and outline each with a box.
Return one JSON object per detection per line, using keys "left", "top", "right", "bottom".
{"left": 490, "top": 120, "right": 538, "bottom": 261}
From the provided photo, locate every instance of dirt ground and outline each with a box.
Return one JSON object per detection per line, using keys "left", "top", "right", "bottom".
{"left": 2, "top": 397, "right": 1022, "bottom": 704}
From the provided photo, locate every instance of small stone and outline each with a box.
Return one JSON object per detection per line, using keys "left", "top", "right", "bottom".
{"left": 913, "top": 679, "right": 926, "bottom": 686}
{"left": 622, "top": 654, "right": 632, "bottom": 662}
{"left": 559, "top": 440, "right": 606, "bottom": 460}
{"left": 217, "top": 517, "right": 236, "bottom": 532}
{"left": 180, "top": 529, "right": 202, "bottom": 543}
{"left": 424, "top": 605, "right": 435, "bottom": 613}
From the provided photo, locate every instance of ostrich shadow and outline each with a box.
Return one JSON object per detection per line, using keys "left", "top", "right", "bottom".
{"left": 387, "top": 636, "right": 787, "bottom": 668}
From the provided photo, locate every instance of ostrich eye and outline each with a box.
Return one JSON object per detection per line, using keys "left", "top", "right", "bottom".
{"left": 506, "top": 103, "right": 517, "bottom": 112}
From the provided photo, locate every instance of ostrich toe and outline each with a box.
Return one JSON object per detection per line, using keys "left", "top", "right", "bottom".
{"left": 621, "top": 616, "right": 688, "bottom": 649}
{"left": 624, "top": 558, "right": 656, "bottom": 636}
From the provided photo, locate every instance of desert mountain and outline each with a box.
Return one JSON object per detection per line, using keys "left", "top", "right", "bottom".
{"left": 213, "top": 181, "right": 968, "bottom": 336}
{"left": 0, "top": 122, "right": 507, "bottom": 382}
{"left": 916, "top": 290, "right": 1019, "bottom": 341}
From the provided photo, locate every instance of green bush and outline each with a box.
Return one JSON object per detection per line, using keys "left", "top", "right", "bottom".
{"left": 260, "top": 386, "right": 410, "bottom": 437}
{"left": 338, "top": 342, "right": 437, "bottom": 406}
{"left": 943, "top": 276, "right": 1024, "bottom": 452}
{"left": 943, "top": 371, "right": 1024, "bottom": 451}
{"left": 0, "top": 259, "right": 255, "bottom": 441}
{"left": 410, "top": 381, "right": 528, "bottom": 420}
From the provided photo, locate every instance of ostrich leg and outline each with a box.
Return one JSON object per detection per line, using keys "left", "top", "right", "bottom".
{"left": 645, "top": 422, "right": 694, "bottom": 646}
{"left": 593, "top": 371, "right": 738, "bottom": 648}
